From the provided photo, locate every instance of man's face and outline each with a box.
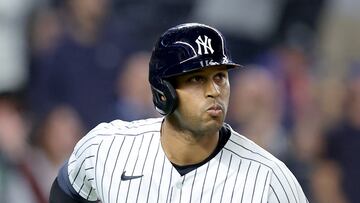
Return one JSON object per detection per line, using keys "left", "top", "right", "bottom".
{"left": 170, "top": 65, "right": 230, "bottom": 135}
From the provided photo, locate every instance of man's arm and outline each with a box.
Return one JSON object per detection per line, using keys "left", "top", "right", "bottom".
{"left": 49, "top": 163, "right": 96, "bottom": 203}
{"left": 49, "top": 178, "right": 89, "bottom": 203}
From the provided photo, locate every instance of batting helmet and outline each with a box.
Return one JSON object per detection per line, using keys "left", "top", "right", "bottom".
{"left": 149, "top": 23, "right": 242, "bottom": 115}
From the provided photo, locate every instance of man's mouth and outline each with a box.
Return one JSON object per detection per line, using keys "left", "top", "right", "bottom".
{"left": 206, "top": 104, "right": 223, "bottom": 117}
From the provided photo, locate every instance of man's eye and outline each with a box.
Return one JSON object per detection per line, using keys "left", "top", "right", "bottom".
{"left": 214, "top": 73, "right": 227, "bottom": 82}
{"left": 188, "top": 76, "right": 204, "bottom": 83}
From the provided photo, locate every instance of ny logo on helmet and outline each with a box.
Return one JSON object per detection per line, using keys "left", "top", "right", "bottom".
{"left": 195, "top": 35, "right": 214, "bottom": 55}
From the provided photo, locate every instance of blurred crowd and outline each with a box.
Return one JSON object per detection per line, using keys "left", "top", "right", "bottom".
{"left": 0, "top": 0, "right": 359, "bottom": 202}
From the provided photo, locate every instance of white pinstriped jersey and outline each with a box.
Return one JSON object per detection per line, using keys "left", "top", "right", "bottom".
{"left": 67, "top": 117, "right": 308, "bottom": 203}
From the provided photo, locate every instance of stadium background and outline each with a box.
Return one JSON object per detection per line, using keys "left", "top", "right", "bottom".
{"left": 0, "top": 0, "right": 359, "bottom": 202}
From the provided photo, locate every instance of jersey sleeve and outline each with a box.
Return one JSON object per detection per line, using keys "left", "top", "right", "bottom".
{"left": 267, "top": 161, "right": 308, "bottom": 203}
{"left": 67, "top": 129, "right": 102, "bottom": 201}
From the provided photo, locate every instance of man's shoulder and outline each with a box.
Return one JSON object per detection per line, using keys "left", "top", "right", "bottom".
{"left": 71, "top": 117, "right": 163, "bottom": 160}
{"left": 225, "top": 129, "right": 297, "bottom": 184}
{"left": 225, "top": 126, "right": 286, "bottom": 171}
{"left": 88, "top": 117, "right": 163, "bottom": 138}
{"left": 225, "top": 126, "right": 308, "bottom": 202}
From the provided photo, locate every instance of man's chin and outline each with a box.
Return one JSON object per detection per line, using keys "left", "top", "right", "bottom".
{"left": 205, "top": 117, "right": 224, "bottom": 130}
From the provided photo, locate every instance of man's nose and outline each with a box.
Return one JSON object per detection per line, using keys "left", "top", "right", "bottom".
{"left": 205, "top": 80, "right": 220, "bottom": 98}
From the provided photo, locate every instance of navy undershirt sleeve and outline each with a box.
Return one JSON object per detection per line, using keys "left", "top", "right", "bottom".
{"left": 49, "top": 161, "right": 96, "bottom": 203}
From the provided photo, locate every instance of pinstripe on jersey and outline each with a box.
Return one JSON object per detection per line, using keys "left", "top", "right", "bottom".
{"left": 67, "top": 117, "right": 308, "bottom": 203}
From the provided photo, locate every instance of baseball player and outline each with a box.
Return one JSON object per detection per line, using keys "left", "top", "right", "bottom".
{"left": 49, "top": 23, "right": 308, "bottom": 203}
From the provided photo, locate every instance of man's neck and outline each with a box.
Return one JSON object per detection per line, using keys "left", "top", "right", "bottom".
{"left": 160, "top": 118, "right": 219, "bottom": 166}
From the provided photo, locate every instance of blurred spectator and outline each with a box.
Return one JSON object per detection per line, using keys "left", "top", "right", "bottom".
{"left": 28, "top": 6, "right": 61, "bottom": 57}
{"left": 311, "top": 161, "right": 348, "bottom": 203}
{"left": 0, "top": 93, "right": 29, "bottom": 161}
{"left": 257, "top": 45, "right": 318, "bottom": 130}
{"left": 313, "top": 67, "right": 360, "bottom": 203}
{"left": 227, "top": 66, "right": 289, "bottom": 160}
{"left": 0, "top": 0, "right": 46, "bottom": 93}
{"left": 28, "top": 0, "right": 138, "bottom": 130}
{"left": 317, "top": 0, "right": 360, "bottom": 79}
{"left": 28, "top": 105, "right": 83, "bottom": 201}
{"left": 0, "top": 94, "right": 82, "bottom": 202}
{"left": 0, "top": 92, "right": 38, "bottom": 203}
{"left": 286, "top": 112, "right": 323, "bottom": 202}
{"left": 315, "top": 75, "right": 346, "bottom": 129}
{"left": 116, "top": 52, "right": 158, "bottom": 120}
{"left": 316, "top": 0, "right": 360, "bottom": 127}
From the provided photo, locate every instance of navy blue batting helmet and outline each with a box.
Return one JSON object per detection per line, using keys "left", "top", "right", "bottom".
{"left": 149, "top": 23, "right": 242, "bottom": 115}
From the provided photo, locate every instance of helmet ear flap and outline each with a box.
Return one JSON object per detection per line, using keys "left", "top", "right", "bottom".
{"left": 152, "top": 80, "right": 178, "bottom": 116}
